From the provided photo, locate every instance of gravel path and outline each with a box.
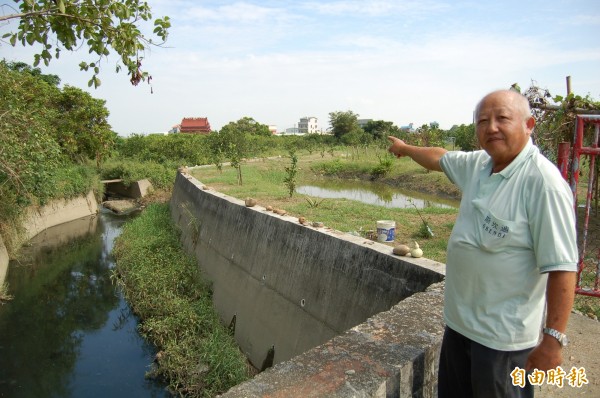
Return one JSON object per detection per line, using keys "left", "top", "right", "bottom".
{"left": 537, "top": 312, "right": 600, "bottom": 397}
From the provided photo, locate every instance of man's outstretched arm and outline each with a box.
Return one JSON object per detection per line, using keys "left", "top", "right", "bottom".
{"left": 387, "top": 136, "right": 447, "bottom": 172}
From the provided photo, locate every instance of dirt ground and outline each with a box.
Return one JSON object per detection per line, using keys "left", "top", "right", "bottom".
{"left": 537, "top": 311, "right": 600, "bottom": 397}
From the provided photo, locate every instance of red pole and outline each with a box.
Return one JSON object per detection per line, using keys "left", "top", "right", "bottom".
{"left": 557, "top": 142, "right": 570, "bottom": 181}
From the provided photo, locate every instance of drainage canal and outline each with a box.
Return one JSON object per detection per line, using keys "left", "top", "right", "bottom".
{"left": 0, "top": 209, "right": 168, "bottom": 397}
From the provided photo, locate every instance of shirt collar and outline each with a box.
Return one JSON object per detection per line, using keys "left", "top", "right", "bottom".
{"left": 482, "top": 138, "right": 535, "bottom": 179}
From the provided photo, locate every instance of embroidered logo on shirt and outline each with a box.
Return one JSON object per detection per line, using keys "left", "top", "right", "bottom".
{"left": 483, "top": 215, "right": 509, "bottom": 238}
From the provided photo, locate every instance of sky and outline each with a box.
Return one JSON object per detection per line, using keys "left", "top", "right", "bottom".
{"left": 1, "top": 0, "right": 600, "bottom": 136}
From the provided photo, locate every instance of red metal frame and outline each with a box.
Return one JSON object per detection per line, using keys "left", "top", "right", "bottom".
{"left": 569, "top": 115, "right": 600, "bottom": 297}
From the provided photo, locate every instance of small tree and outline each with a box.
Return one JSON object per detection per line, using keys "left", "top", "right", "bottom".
{"left": 206, "top": 133, "right": 225, "bottom": 173}
{"left": 219, "top": 120, "right": 252, "bottom": 185}
{"left": 329, "top": 110, "right": 360, "bottom": 140}
{"left": 283, "top": 150, "right": 298, "bottom": 198}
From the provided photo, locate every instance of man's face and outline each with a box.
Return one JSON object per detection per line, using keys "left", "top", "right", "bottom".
{"left": 476, "top": 92, "right": 534, "bottom": 172}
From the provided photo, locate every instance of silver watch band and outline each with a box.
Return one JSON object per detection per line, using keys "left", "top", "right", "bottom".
{"left": 543, "top": 327, "right": 568, "bottom": 347}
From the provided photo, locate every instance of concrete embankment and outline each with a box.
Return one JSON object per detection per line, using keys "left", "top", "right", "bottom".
{"left": 0, "top": 191, "right": 98, "bottom": 285}
{"left": 170, "top": 172, "right": 447, "bottom": 397}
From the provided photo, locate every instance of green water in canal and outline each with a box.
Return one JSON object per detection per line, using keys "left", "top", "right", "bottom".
{"left": 0, "top": 209, "right": 169, "bottom": 397}
{"left": 297, "top": 179, "right": 459, "bottom": 209}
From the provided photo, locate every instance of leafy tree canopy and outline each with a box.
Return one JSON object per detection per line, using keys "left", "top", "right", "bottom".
{"left": 221, "top": 117, "right": 271, "bottom": 137}
{"left": 363, "top": 120, "right": 401, "bottom": 140}
{"left": 414, "top": 123, "right": 445, "bottom": 148}
{"left": 3, "top": 59, "right": 60, "bottom": 85}
{"left": 0, "top": 0, "right": 170, "bottom": 87}
{"left": 0, "top": 61, "right": 116, "bottom": 212}
{"left": 449, "top": 123, "right": 477, "bottom": 151}
{"left": 329, "top": 110, "right": 360, "bottom": 140}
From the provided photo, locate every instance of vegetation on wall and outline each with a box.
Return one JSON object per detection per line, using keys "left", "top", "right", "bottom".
{"left": 0, "top": 61, "right": 107, "bottom": 253}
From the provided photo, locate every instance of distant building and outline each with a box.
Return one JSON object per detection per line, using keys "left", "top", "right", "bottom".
{"left": 358, "top": 119, "right": 372, "bottom": 129}
{"left": 400, "top": 122, "right": 415, "bottom": 133}
{"left": 283, "top": 127, "right": 301, "bottom": 135}
{"left": 180, "top": 117, "right": 211, "bottom": 134}
{"left": 298, "top": 116, "right": 318, "bottom": 134}
{"left": 268, "top": 125, "right": 278, "bottom": 135}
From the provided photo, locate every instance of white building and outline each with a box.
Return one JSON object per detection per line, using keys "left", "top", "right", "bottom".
{"left": 283, "top": 127, "right": 301, "bottom": 135}
{"left": 358, "top": 119, "right": 372, "bottom": 129}
{"left": 298, "top": 116, "right": 318, "bottom": 134}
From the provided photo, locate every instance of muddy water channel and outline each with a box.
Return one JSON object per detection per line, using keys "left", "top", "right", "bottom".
{"left": 0, "top": 209, "right": 168, "bottom": 397}
{"left": 297, "top": 179, "right": 459, "bottom": 209}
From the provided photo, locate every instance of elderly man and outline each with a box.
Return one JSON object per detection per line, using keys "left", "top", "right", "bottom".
{"left": 388, "top": 90, "right": 578, "bottom": 398}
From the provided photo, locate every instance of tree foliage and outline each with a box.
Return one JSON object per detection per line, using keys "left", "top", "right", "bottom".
{"left": 115, "top": 133, "right": 210, "bottom": 166}
{"left": 0, "top": 0, "right": 170, "bottom": 87}
{"left": 522, "top": 83, "right": 600, "bottom": 161}
{"left": 55, "top": 85, "right": 116, "bottom": 166}
{"left": 414, "top": 123, "right": 445, "bottom": 148}
{"left": 329, "top": 110, "right": 360, "bottom": 140}
{"left": 449, "top": 123, "right": 477, "bottom": 151}
{"left": 0, "top": 61, "right": 112, "bottom": 217}
{"left": 227, "top": 116, "right": 271, "bottom": 137}
{"left": 363, "top": 120, "right": 401, "bottom": 140}
{"left": 3, "top": 60, "right": 60, "bottom": 85}
{"left": 1, "top": 60, "right": 64, "bottom": 206}
{"left": 216, "top": 120, "right": 248, "bottom": 185}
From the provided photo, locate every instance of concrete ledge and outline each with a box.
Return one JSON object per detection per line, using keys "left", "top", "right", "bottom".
{"left": 22, "top": 190, "right": 98, "bottom": 241}
{"left": 0, "top": 190, "right": 98, "bottom": 285}
{"left": 220, "top": 283, "right": 445, "bottom": 398}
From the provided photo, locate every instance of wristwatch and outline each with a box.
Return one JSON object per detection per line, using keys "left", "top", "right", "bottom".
{"left": 543, "top": 327, "right": 568, "bottom": 347}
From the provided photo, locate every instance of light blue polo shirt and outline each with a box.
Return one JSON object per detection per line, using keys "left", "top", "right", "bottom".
{"left": 440, "top": 139, "right": 578, "bottom": 351}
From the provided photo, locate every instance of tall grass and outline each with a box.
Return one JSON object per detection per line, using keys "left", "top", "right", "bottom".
{"left": 112, "top": 204, "right": 250, "bottom": 397}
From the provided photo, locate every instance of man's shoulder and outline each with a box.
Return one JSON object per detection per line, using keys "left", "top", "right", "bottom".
{"left": 523, "top": 149, "right": 571, "bottom": 192}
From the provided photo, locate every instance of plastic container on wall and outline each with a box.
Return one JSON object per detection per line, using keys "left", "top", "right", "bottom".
{"left": 376, "top": 220, "right": 395, "bottom": 242}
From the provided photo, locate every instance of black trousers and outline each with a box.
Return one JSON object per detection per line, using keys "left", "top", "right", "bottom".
{"left": 438, "top": 326, "right": 535, "bottom": 398}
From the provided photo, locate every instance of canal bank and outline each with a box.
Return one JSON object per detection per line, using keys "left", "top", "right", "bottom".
{"left": 0, "top": 191, "right": 98, "bottom": 286}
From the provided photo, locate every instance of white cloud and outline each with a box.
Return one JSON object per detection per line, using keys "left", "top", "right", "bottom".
{"left": 304, "top": 0, "right": 448, "bottom": 17}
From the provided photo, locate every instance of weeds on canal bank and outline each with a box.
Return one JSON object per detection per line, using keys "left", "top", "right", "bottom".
{"left": 111, "top": 204, "right": 250, "bottom": 397}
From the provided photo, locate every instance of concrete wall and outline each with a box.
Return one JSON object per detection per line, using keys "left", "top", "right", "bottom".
{"left": 103, "top": 179, "right": 153, "bottom": 199}
{"left": 223, "top": 282, "right": 445, "bottom": 398}
{"left": 0, "top": 190, "right": 98, "bottom": 285}
{"left": 0, "top": 239, "right": 8, "bottom": 287}
{"left": 170, "top": 172, "right": 447, "bottom": 396}
{"left": 21, "top": 190, "right": 98, "bottom": 241}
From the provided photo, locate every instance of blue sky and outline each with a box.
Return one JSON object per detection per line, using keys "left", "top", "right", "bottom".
{"left": 1, "top": 0, "right": 599, "bottom": 135}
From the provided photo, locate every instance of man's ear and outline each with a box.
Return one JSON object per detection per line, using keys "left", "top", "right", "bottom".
{"left": 526, "top": 117, "right": 535, "bottom": 134}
